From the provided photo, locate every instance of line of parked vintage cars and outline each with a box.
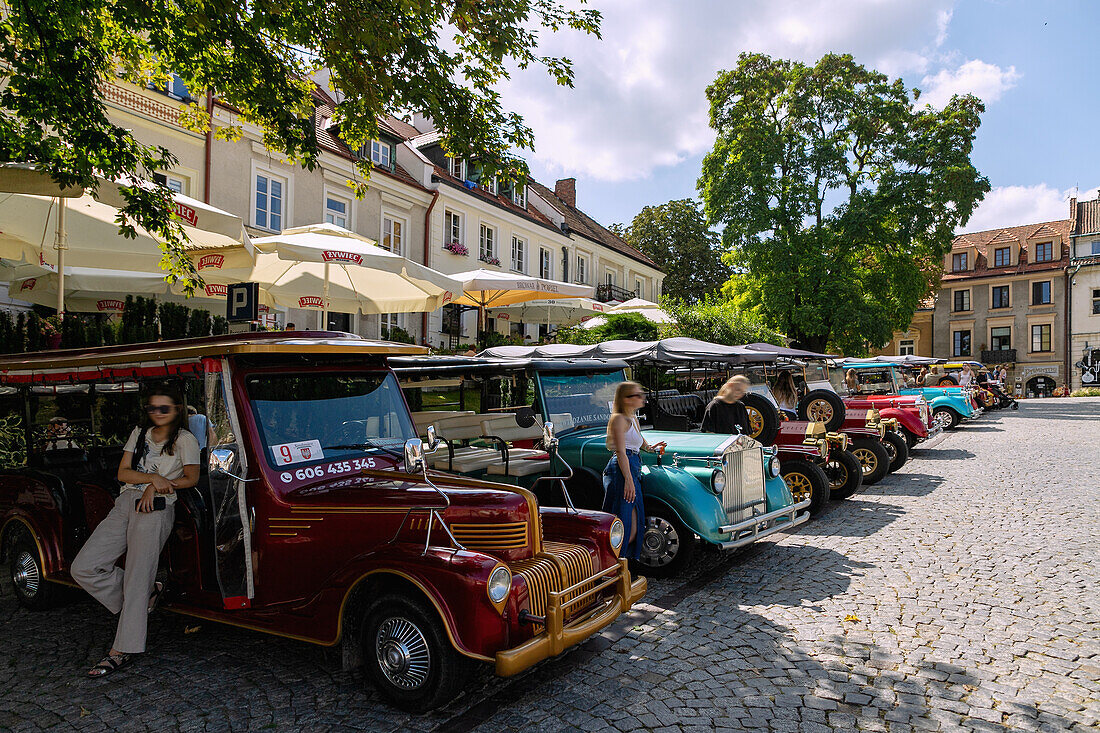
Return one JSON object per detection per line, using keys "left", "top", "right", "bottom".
{"left": 0, "top": 332, "right": 1002, "bottom": 710}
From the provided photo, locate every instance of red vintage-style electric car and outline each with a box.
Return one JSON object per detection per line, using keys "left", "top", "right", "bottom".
{"left": 0, "top": 332, "right": 645, "bottom": 710}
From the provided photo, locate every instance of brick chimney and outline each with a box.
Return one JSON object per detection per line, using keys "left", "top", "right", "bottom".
{"left": 1069, "top": 196, "right": 1078, "bottom": 231}
{"left": 555, "top": 178, "right": 576, "bottom": 208}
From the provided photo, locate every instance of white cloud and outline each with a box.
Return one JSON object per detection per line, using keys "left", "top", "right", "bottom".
{"left": 918, "top": 59, "right": 1020, "bottom": 109}
{"left": 500, "top": 0, "right": 958, "bottom": 182}
{"left": 958, "top": 184, "right": 1076, "bottom": 234}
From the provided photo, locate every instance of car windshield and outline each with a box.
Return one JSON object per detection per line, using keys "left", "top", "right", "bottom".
{"left": 246, "top": 371, "right": 415, "bottom": 469}
{"left": 842, "top": 368, "right": 899, "bottom": 396}
{"left": 537, "top": 370, "right": 626, "bottom": 433}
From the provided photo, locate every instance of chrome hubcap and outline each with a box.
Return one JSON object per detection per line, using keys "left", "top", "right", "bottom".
{"left": 13, "top": 551, "right": 39, "bottom": 597}
{"left": 808, "top": 400, "right": 833, "bottom": 423}
{"left": 376, "top": 617, "right": 430, "bottom": 689}
{"left": 932, "top": 411, "right": 952, "bottom": 429}
{"left": 640, "top": 516, "right": 681, "bottom": 567}
{"left": 884, "top": 440, "right": 897, "bottom": 461}
{"left": 852, "top": 448, "right": 877, "bottom": 476}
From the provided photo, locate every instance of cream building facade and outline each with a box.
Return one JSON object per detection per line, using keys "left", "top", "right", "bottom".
{"left": 1068, "top": 196, "right": 1100, "bottom": 390}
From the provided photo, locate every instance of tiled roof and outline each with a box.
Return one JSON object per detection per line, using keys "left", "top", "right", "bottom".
{"left": 380, "top": 115, "right": 422, "bottom": 140}
{"left": 432, "top": 166, "right": 558, "bottom": 230}
{"left": 311, "top": 103, "right": 427, "bottom": 191}
{"left": 1072, "top": 198, "right": 1100, "bottom": 236}
{"left": 527, "top": 181, "right": 659, "bottom": 269}
{"left": 943, "top": 219, "right": 1071, "bottom": 281}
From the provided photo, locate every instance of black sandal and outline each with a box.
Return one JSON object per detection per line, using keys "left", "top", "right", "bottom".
{"left": 88, "top": 652, "right": 131, "bottom": 677}
{"left": 148, "top": 581, "right": 163, "bottom": 612}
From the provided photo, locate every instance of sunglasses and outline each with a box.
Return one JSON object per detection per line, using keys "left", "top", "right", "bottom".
{"left": 145, "top": 405, "right": 177, "bottom": 415}
{"left": 627, "top": 393, "right": 645, "bottom": 398}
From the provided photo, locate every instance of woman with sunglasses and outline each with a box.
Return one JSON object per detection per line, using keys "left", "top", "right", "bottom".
{"left": 71, "top": 386, "right": 200, "bottom": 677}
{"left": 603, "top": 381, "right": 665, "bottom": 561}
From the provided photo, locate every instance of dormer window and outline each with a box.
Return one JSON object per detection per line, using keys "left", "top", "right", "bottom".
{"left": 483, "top": 176, "right": 497, "bottom": 195}
{"left": 993, "top": 246, "right": 1010, "bottom": 267}
{"left": 952, "top": 252, "right": 968, "bottom": 272}
{"left": 369, "top": 140, "right": 392, "bottom": 169}
{"left": 513, "top": 185, "right": 526, "bottom": 208}
{"left": 448, "top": 157, "right": 467, "bottom": 181}
{"left": 1033, "top": 241, "right": 1053, "bottom": 262}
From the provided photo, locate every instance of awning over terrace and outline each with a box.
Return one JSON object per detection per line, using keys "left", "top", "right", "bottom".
{"left": 481, "top": 337, "right": 779, "bottom": 364}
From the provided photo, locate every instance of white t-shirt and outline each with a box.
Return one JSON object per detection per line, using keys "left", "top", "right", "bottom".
{"left": 122, "top": 427, "right": 201, "bottom": 504}
{"left": 958, "top": 371, "right": 973, "bottom": 387}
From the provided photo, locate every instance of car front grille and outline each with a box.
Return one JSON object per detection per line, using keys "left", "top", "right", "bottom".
{"left": 721, "top": 445, "right": 766, "bottom": 525}
{"left": 511, "top": 541, "right": 597, "bottom": 628}
{"left": 450, "top": 521, "right": 529, "bottom": 551}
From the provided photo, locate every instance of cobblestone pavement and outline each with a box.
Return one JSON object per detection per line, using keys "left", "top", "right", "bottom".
{"left": 2, "top": 398, "right": 1098, "bottom": 732}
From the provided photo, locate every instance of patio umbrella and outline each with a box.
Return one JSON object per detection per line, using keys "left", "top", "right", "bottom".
{"left": 213, "top": 223, "right": 462, "bottom": 319}
{"left": 0, "top": 165, "right": 254, "bottom": 313}
{"left": 449, "top": 269, "right": 593, "bottom": 339}
{"left": 490, "top": 297, "right": 608, "bottom": 330}
{"left": 581, "top": 297, "right": 673, "bottom": 329}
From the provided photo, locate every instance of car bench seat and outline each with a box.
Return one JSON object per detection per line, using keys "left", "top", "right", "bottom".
{"left": 426, "top": 413, "right": 506, "bottom": 473}
{"left": 483, "top": 418, "right": 551, "bottom": 477}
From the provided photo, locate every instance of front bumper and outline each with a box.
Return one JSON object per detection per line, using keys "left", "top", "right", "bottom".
{"left": 965, "top": 407, "right": 984, "bottom": 420}
{"left": 916, "top": 424, "right": 945, "bottom": 449}
{"left": 716, "top": 497, "right": 812, "bottom": 550}
{"left": 495, "top": 558, "right": 646, "bottom": 676}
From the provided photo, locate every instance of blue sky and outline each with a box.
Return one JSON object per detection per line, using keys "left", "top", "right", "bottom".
{"left": 501, "top": 1, "right": 1100, "bottom": 234}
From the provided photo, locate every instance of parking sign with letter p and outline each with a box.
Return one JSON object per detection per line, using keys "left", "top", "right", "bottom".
{"left": 227, "top": 282, "right": 260, "bottom": 322}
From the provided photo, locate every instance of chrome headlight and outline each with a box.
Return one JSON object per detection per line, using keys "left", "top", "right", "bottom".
{"left": 487, "top": 565, "right": 512, "bottom": 604}
{"left": 609, "top": 518, "right": 625, "bottom": 554}
{"left": 711, "top": 468, "right": 726, "bottom": 495}
{"left": 768, "top": 456, "right": 781, "bottom": 478}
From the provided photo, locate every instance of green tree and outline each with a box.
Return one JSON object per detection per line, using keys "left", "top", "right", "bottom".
{"left": 663, "top": 296, "right": 784, "bottom": 346}
{"left": 556, "top": 312, "right": 659, "bottom": 345}
{"left": 1, "top": 0, "right": 601, "bottom": 290}
{"left": 699, "top": 53, "right": 989, "bottom": 354}
{"left": 613, "top": 199, "right": 729, "bottom": 303}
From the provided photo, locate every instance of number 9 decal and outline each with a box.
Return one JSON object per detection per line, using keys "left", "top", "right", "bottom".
{"left": 280, "top": 445, "right": 293, "bottom": 463}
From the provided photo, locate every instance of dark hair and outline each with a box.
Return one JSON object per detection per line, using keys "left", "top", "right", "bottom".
{"left": 142, "top": 385, "right": 186, "bottom": 455}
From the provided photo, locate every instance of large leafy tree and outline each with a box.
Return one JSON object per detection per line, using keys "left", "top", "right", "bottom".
{"left": 1, "top": 0, "right": 600, "bottom": 289}
{"left": 699, "top": 53, "right": 989, "bottom": 354}
{"left": 612, "top": 198, "right": 729, "bottom": 303}
{"left": 662, "top": 296, "right": 784, "bottom": 346}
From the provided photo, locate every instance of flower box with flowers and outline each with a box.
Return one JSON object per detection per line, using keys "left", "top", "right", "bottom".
{"left": 479, "top": 254, "right": 501, "bottom": 267}
{"left": 443, "top": 240, "right": 468, "bottom": 256}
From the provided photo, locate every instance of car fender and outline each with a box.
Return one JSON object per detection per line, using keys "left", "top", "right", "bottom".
{"left": 0, "top": 508, "right": 65, "bottom": 577}
{"left": 637, "top": 464, "right": 728, "bottom": 545}
{"left": 878, "top": 407, "right": 926, "bottom": 438}
{"left": 765, "top": 473, "right": 795, "bottom": 515}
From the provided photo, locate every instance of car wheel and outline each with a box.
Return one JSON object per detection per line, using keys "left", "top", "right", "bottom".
{"left": 882, "top": 431, "right": 909, "bottom": 473}
{"left": 740, "top": 392, "right": 780, "bottom": 444}
{"left": 797, "top": 390, "right": 846, "bottom": 431}
{"left": 848, "top": 438, "right": 890, "bottom": 486}
{"left": 932, "top": 407, "right": 960, "bottom": 430}
{"left": 780, "top": 459, "right": 831, "bottom": 515}
{"left": 632, "top": 503, "right": 696, "bottom": 579}
{"left": 823, "top": 449, "right": 864, "bottom": 500}
{"left": 8, "top": 530, "right": 61, "bottom": 611}
{"left": 363, "top": 593, "right": 472, "bottom": 711}
{"left": 902, "top": 429, "right": 919, "bottom": 450}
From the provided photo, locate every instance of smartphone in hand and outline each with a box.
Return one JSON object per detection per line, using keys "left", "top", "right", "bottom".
{"left": 136, "top": 496, "right": 167, "bottom": 511}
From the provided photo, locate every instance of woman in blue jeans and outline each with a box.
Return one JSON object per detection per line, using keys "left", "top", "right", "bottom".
{"left": 603, "top": 381, "right": 665, "bottom": 561}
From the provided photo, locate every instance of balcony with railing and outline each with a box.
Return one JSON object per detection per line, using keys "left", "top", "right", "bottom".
{"left": 595, "top": 283, "right": 636, "bottom": 303}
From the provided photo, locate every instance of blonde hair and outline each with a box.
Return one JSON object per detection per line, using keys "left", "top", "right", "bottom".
{"left": 718, "top": 375, "right": 750, "bottom": 399}
{"left": 611, "top": 381, "right": 644, "bottom": 416}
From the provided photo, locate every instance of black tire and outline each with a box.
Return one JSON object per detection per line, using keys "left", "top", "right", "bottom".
{"left": 881, "top": 431, "right": 909, "bottom": 473}
{"left": 363, "top": 592, "right": 473, "bottom": 711}
{"left": 632, "top": 502, "right": 696, "bottom": 579}
{"left": 932, "top": 407, "right": 961, "bottom": 431}
{"left": 797, "top": 390, "right": 846, "bottom": 431}
{"left": 902, "top": 429, "right": 919, "bottom": 450}
{"left": 8, "top": 531, "right": 61, "bottom": 610}
{"left": 740, "top": 392, "right": 780, "bottom": 444}
{"left": 848, "top": 438, "right": 890, "bottom": 486}
{"left": 823, "top": 449, "right": 864, "bottom": 500}
{"left": 780, "top": 459, "right": 831, "bottom": 515}
{"left": 936, "top": 376, "right": 958, "bottom": 386}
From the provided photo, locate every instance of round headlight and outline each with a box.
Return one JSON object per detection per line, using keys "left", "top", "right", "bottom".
{"left": 711, "top": 467, "right": 726, "bottom": 494}
{"left": 609, "top": 518, "right": 624, "bottom": 553}
{"left": 768, "top": 456, "right": 781, "bottom": 478}
{"left": 487, "top": 565, "right": 511, "bottom": 604}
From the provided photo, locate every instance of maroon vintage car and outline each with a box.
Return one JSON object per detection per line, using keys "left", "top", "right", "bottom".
{"left": 0, "top": 332, "right": 645, "bottom": 710}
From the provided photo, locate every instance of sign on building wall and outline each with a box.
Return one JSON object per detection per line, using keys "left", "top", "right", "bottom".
{"left": 1076, "top": 348, "right": 1100, "bottom": 385}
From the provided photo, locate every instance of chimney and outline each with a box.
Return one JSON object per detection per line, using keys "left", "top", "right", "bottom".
{"left": 1069, "top": 196, "right": 1078, "bottom": 231}
{"left": 410, "top": 112, "right": 436, "bottom": 134}
{"left": 555, "top": 178, "right": 576, "bottom": 208}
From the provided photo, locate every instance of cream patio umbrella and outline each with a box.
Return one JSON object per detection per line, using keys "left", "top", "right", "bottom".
{"left": 449, "top": 268, "right": 594, "bottom": 341}
{"left": 581, "top": 297, "right": 674, "bottom": 329}
{"left": 207, "top": 223, "right": 462, "bottom": 320}
{"left": 490, "top": 297, "right": 608, "bottom": 331}
{"left": 0, "top": 164, "right": 255, "bottom": 313}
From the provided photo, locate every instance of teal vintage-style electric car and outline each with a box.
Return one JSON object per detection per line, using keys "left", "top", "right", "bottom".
{"left": 394, "top": 357, "right": 810, "bottom": 578}
{"left": 837, "top": 361, "right": 980, "bottom": 430}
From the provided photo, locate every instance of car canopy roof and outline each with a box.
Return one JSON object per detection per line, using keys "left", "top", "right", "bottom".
{"left": 390, "top": 355, "right": 628, "bottom": 376}
{"left": 480, "top": 337, "right": 777, "bottom": 365}
{"left": 840, "top": 355, "right": 945, "bottom": 367}
{"left": 740, "top": 342, "right": 837, "bottom": 360}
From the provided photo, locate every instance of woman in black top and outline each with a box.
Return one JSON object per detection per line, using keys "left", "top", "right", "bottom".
{"left": 701, "top": 375, "right": 752, "bottom": 435}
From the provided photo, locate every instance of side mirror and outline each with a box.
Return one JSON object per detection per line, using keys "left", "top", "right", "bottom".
{"left": 209, "top": 447, "right": 238, "bottom": 480}
{"left": 424, "top": 424, "right": 439, "bottom": 453}
{"left": 404, "top": 438, "right": 425, "bottom": 474}
{"left": 542, "top": 420, "right": 557, "bottom": 449}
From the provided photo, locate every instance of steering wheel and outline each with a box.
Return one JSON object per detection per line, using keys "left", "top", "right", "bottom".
{"left": 328, "top": 420, "right": 367, "bottom": 446}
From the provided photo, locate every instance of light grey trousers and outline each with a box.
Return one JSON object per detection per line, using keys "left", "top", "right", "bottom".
{"left": 71, "top": 492, "right": 175, "bottom": 654}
